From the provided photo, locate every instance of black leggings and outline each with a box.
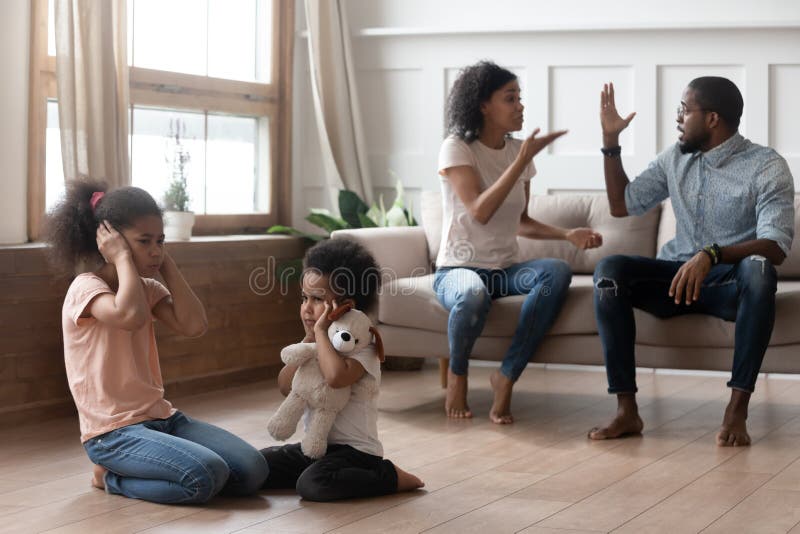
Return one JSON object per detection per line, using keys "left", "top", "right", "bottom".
{"left": 261, "top": 443, "right": 398, "bottom": 502}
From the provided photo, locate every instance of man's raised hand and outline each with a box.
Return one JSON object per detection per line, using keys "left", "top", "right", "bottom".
{"left": 600, "top": 82, "right": 636, "bottom": 142}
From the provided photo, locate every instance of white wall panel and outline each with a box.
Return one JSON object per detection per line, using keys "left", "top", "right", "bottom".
{"left": 359, "top": 69, "right": 425, "bottom": 155}
{"left": 770, "top": 65, "right": 800, "bottom": 156}
{"left": 359, "top": 68, "right": 430, "bottom": 192}
{"left": 549, "top": 66, "right": 634, "bottom": 155}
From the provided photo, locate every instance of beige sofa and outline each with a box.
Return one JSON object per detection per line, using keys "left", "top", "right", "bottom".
{"left": 331, "top": 193, "right": 800, "bottom": 377}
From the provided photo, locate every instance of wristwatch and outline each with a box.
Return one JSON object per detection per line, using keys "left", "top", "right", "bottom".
{"left": 601, "top": 145, "right": 622, "bottom": 157}
{"left": 700, "top": 243, "right": 722, "bottom": 265}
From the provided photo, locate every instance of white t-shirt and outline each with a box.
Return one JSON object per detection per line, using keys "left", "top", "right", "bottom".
{"left": 437, "top": 135, "right": 536, "bottom": 270}
{"left": 304, "top": 345, "right": 383, "bottom": 457}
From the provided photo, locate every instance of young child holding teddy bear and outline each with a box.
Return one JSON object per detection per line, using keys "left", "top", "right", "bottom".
{"left": 260, "top": 238, "right": 424, "bottom": 501}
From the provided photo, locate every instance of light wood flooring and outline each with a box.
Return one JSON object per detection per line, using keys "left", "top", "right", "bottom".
{"left": 3, "top": 363, "right": 800, "bottom": 533}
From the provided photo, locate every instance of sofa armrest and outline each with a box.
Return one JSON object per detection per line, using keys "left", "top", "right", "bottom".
{"left": 331, "top": 227, "right": 432, "bottom": 278}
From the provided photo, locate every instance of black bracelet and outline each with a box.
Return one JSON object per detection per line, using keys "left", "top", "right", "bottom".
{"left": 702, "top": 244, "right": 721, "bottom": 265}
{"left": 601, "top": 145, "right": 622, "bottom": 157}
{"left": 700, "top": 248, "right": 716, "bottom": 265}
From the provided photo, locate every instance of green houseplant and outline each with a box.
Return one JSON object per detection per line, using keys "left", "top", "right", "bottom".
{"left": 268, "top": 179, "right": 417, "bottom": 240}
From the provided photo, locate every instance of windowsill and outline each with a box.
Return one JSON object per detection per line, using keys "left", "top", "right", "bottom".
{"left": 0, "top": 234, "right": 306, "bottom": 252}
{"left": 166, "top": 234, "right": 302, "bottom": 243}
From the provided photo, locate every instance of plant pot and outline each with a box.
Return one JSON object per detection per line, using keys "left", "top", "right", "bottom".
{"left": 164, "top": 211, "right": 195, "bottom": 241}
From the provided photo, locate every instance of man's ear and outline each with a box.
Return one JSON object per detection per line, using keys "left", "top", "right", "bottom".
{"left": 707, "top": 111, "right": 721, "bottom": 129}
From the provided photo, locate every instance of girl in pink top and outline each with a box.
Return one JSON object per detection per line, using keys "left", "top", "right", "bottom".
{"left": 47, "top": 180, "right": 268, "bottom": 504}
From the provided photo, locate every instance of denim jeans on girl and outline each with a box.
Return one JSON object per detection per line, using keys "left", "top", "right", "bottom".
{"left": 433, "top": 258, "right": 572, "bottom": 380}
{"left": 84, "top": 411, "right": 269, "bottom": 504}
{"left": 593, "top": 254, "right": 778, "bottom": 394}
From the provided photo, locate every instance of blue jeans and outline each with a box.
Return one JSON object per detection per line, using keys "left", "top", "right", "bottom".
{"left": 84, "top": 411, "right": 269, "bottom": 504}
{"left": 433, "top": 258, "right": 572, "bottom": 381}
{"left": 594, "top": 255, "right": 778, "bottom": 394}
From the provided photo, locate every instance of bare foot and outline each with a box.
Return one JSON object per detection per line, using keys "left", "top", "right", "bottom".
{"left": 489, "top": 370, "right": 514, "bottom": 424}
{"left": 588, "top": 394, "right": 643, "bottom": 440}
{"left": 91, "top": 464, "right": 107, "bottom": 489}
{"left": 395, "top": 464, "right": 424, "bottom": 492}
{"left": 717, "top": 390, "right": 751, "bottom": 447}
{"left": 588, "top": 413, "right": 643, "bottom": 440}
{"left": 445, "top": 370, "right": 472, "bottom": 419}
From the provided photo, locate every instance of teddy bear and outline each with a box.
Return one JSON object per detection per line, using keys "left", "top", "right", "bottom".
{"left": 267, "top": 302, "right": 384, "bottom": 459}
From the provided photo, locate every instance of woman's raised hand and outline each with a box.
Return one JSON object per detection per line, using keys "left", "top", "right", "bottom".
{"left": 96, "top": 221, "right": 131, "bottom": 265}
{"left": 517, "top": 128, "right": 568, "bottom": 165}
{"left": 600, "top": 82, "right": 636, "bottom": 139}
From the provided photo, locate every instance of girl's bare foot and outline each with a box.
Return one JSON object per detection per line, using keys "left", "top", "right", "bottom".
{"left": 395, "top": 464, "right": 424, "bottom": 492}
{"left": 445, "top": 370, "right": 472, "bottom": 418}
{"left": 489, "top": 370, "right": 514, "bottom": 424}
{"left": 588, "top": 393, "right": 643, "bottom": 440}
{"left": 91, "top": 464, "right": 107, "bottom": 489}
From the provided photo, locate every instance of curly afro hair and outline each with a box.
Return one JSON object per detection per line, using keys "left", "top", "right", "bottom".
{"left": 446, "top": 60, "right": 517, "bottom": 143}
{"left": 303, "top": 238, "right": 380, "bottom": 311}
{"left": 44, "top": 179, "right": 162, "bottom": 275}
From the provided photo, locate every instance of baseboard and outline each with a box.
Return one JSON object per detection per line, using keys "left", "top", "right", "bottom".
{"left": 0, "top": 398, "right": 78, "bottom": 428}
{"left": 164, "top": 364, "right": 282, "bottom": 398}
{"left": 0, "top": 364, "right": 283, "bottom": 429}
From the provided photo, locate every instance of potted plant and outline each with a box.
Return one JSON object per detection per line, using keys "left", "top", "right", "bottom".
{"left": 162, "top": 119, "right": 195, "bottom": 241}
{"left": 267, "top": 178, "right": 417, "bottom": 240}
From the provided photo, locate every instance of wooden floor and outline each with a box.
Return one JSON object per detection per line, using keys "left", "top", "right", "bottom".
{"left": 3, "top": 363, "right": 800, "bottom": 533}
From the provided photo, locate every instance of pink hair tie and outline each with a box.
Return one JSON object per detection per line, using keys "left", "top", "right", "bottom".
{"left": 90, "top": 191, "right": 105, "bottom": 211}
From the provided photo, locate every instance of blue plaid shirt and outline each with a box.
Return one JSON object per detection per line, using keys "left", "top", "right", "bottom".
{"left": 625, "top": 133, "right": 795, "bottom": 262}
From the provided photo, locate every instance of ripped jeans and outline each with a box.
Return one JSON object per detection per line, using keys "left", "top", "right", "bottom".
{"left": 593, "top": 255, "right": 778, "bottom": 394}
{"left": 433, "top": 259, "right": 572, "bottom": 381}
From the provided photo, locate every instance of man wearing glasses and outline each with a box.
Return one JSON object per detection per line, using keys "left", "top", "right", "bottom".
{"left": 589, "top": 77, "right": 794, "bottom": 446}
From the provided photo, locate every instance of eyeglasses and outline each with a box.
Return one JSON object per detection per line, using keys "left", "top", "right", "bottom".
{"left": 676, "top": 105, "right": 710, "bottom": 119}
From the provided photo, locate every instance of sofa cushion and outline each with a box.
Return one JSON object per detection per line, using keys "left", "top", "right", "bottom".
{"left": 659, "top": 196, "right": 800, "bottom": 279}
{"left": 635, "top": 280, "right": 800, "bottom": 347}
{"left": 420, "top": 190, "right": 442, "bottom": 265}
{"left": 332, "top": 226, "right": 431, "bottom": 279}
{"left": 378, "top": 274, "right": 597, "bottom": 337}
{"left": 378, "top": 276, "right": 800, "bottom": 347}
{"left": 518, "top": 194, "right": 661, "bottom": 275}
{"left": 776, "top": 196, "right": 800, "bottom": 279}
{"left": 420, "top": 191, "right": 662, "bottom": 275}
{"left": 656, "top": 198, "right": 676, "bottom": 254}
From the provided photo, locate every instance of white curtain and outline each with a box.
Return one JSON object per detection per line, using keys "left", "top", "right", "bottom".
{"left": 54, "top": 0, "right": 130, "bottom": 187}
{"left": 304, "top": 0, "right": 373, "bottom": 204}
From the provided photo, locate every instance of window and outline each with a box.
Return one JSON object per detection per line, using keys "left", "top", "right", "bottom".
{"left": 27, "top": 0, "right": 294, "bottom": 239}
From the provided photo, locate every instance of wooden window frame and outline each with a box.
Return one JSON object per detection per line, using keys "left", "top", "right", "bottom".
{"left": 27, "top": 0, "right": 294, "bottom": 240}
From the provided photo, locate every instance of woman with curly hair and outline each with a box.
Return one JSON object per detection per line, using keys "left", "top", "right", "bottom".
{"left": 435, "top": 60, "right": 603, "bottom": 423}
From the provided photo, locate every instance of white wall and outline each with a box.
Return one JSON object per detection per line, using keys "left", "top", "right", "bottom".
{"left": 292, "top": 0, "right": 800, "bottom": 228}
{"left": 0, "top": 0, "right": 30, "bottom": 244}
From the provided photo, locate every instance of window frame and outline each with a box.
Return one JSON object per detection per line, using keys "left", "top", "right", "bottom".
{"left": 26, "top": 0, "right": 294, "bottom": 240}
